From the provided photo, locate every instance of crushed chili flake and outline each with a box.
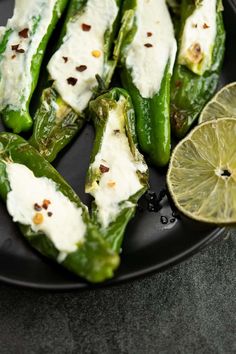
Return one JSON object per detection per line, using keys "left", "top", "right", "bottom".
{"left": 192, "top": 23, "right": 198, "bottom": 28}
{"left": 42, "top": 199, "right": 51, "bottom": 210}
{"left": 99, "top": 164, "right": 110, "bottom": 173}
{"left": 144, "top": 43, "right": 153, "bottom": 48}
{"left": 107, "top": 181, "right": 116, "bottom": 188}
{"left": 92, "top": 50, "right": 101, "bottom": 58}
{"left": 63, "top": 56, "right": 68, "bottom": 63}
{"left": 203, "top": 23, "right": 210, "bottom": 29}
{"left": 34, "top": 203, "right": 42, "bottom": 212}
{"left": 16, "top": 48, "right": 25, "bottom": 54}
{"left": 11, "top": 55, "right": 16, "bottom": 60}
{"left": 48, "top": 212, "right": 53, "bottom": 217}
{"left": 67, "top": 77, "right": 78, "bottom": 86}
{"left": 82, "top": 23, "right": 91, "bottom": 31}
{"left": 33, "top": 213, "right": 44, "bottom": 225}
{"left": 12, "top": 44, "right": 19, "bottom": 51}
{"left": 18, "top": 28, "right": 29, "bottom": 38}
{"left": 76, "top": 65, "right": 87, "bottom": 72}
{"left": 147, "top": 32, "right": 153, "bottom": 37}
{"left": 113, "top": 129, "right": 120, "bottom": 134}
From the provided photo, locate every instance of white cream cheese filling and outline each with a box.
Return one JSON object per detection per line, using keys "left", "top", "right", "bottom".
{"left": 0, "top": 0, "right": 58, "bottom": 112}
{"left": 89, "top": 98, "right": 147, "bottom": 228}
{"left": 178, "top": 0, "right": 217, "bottom": 75}
{"left": 125, "top": 0, "right": 177, "bottom": 98}
{"left": 48, "top": 0, "right": 118, "bottom": 113}
{"left": 6, "top": 163, "right": 86, "bottom": 255}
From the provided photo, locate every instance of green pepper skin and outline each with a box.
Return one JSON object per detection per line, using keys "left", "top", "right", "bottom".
{"left": 119, "top": 0, "right": 174, "bottom": 167}
{"left": 170, "top": 0, "right": 226, "bottom": 139}
{"left": 0, "top": 0, "right": 69, "bottom": 134}
{"left": 0, "top": 133, "right": 119, "bottom": 283}
{"left": 30, "top": 0, "right": 122, "bottom": 163}
{"left": 86, "top": 88, "right": 148, "bottom": 253}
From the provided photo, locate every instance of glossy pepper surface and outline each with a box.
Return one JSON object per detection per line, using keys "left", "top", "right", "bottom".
{"left": 29, "top": 0, "right": 122, "bottom": 163}
{"left": 170, "top": 0, "right": 225, "bottom": 139}
{"left": 0, "top": 133, "right": 119, "bottom": 283}
{"left": 86, "top": 88, "right": 149, "bottom": 253}
{"left": 0, "top": 0, "right": 68, "bottom": 133}
{"left": 119, "top": 0, "right": 177, "bottom": 167}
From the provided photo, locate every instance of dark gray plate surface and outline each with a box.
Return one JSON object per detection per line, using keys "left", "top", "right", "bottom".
{"left": 0, "top": 0, "right": 234, "bottom": 290}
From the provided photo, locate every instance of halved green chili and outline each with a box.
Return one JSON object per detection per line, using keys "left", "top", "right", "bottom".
{"left": 0, "top": 0, "right": 69, "bottom": 133}
{"left": 86, "top": 88, "right": 148, "bottom": 253}
{"left": 29, "top": 0, "right": 122, "bottom": 163}
{"left": 170, "top": 0, "right": 225, "bottom": 138}
{"left": 0, "top": 133, "right": 119, "bottom": 283}
{"left": 119, "top": 0, "right": 177, "bottom": 167}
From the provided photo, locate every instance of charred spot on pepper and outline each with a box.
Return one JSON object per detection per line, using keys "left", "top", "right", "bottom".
{"left": 48, "top": 212, "right": 53, "bottom": 217}
{"left": 34, "top": 203, "right": 42, "bottom": 212}
{"left": 18, "top": 28, "right": 29, "bottom": 38}
{"left": 113, "top": 129, "right": 120, "bottom": 135}
{"left": 11, "top": 44, "right": 20, "bottom": 51}
{"left": 187, "top": 43, "right": 203, "bottom": 64}
{"left": 63, "top": 56, "right": 68, "bottom": 63}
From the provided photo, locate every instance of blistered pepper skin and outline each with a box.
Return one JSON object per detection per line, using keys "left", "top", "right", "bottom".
{"left": 0, "top": 0, "right": 69, "bottom": 133}
{"left": 170, "top": 0, "right": 226, "bottom": 139}
{"left": 86, "top": 88, "right": 149, "bottom": 253}
{"left": 30, "top": 0, "right": 122, "bottom": 163}
{"left": 0, "top": 133, "right": 119, "bottom": 283}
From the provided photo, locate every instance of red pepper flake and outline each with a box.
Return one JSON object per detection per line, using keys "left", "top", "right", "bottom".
{"left": 113, "top": 129, "right": 120, "bottom": 134}
{"left": 67, "top": 77, "right": 77, "bottom": 86}
{"left": 144, "top": 43, "right": 153, "bottom": 48}
{"left": 16, "top": 48, "right": 25, "bottom": 53}
{"left": 99, "top": 164, "right": 110, "bottom": 173}
{"left": 11, "top": 55, "right": 16, "bottom": 60}
{"left": 48, "top": 212, "right": 53, "bottom": 217}
{"left": 82, "top": 23, "right": 91, "bottom": 31}
{"left": 147, "top": 32, "right": 153, "bottom": 37}
{"left": 18, "top": 28, "right": 29, "bottom": 38}
{"left": 203, "top": 23, "right": 210, "bottom": 29}
{"left": 76, "top": 65, "right": 87, "bottom": 72}
{"left": 34, "top": 203, "right": 42, "bottom": 212}
{"left": 192, "top": 23, "right": 198, "bottom": 28}
{"left": 42, "top": 199, "right": 51, "bottom": 210}
{"left": 12, "top": 44, "right": 19, "bottom": 51}
{"left": 63, "top": 56, "right": 68, "bottom": 63}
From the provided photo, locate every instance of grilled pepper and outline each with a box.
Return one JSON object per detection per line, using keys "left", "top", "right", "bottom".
{"left": 119, "top": 0, "right": 177, "bottom": 167}
{"left": 170, "top": 0, "right": 225, "bottom": 138}
{"left": 0, "top": 0, "right": 68, "bottom": 133}
{"left": 29, "top": 0, "right": 122, "bottom": 163}
{"left": 86, "top": 88, "right": 148, "bottom": 253}
{"left": 0, "top": 133, "right": 119, "bottom": 283}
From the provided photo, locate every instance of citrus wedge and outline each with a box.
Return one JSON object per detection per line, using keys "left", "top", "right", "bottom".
{"left": 199, "top": 82, "right": 236, "bottom": 123}
{"left": 167, "top": 118, "right": 236, "bottom": 224}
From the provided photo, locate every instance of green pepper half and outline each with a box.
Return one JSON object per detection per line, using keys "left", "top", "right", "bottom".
{"left": 29, "top": 0, "right": 122, "bottom": 163}
{"left": 170, "top": 0, "right": 225, "bottom": 138}
{"left": 0, "top": 133, "right": 119, "bottom": 283}
{"left": 0, "top": 0, "right": 69, "bottom": 133}
{"left": 86, "top": 88, "right": 149, "bottom": 253}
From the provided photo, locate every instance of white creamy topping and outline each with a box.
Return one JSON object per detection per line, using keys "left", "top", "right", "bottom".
{"left": 0, "top": 0, "right": 58, "bottom": 111}
{"left": 6, "top": 163, "right": 86, "bottom": 254}
{"left": 89, "top": 98, "right": 147, "bottom": 228}
{"left": 178, "top": 0, "right": 217, "bottom": 75}
{"left": 125, "top": 0, "right": 177, "bottom": 98}
{"left": 48, "top": 0, "right": 118, "bottom": 113}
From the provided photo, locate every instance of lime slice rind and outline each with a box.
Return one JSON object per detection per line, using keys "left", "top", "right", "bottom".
{"left": 199, "top": 82, "right": 236, "bottom": 123}
{"left": 167, "top": 118, "right": 236, "bottom": 225}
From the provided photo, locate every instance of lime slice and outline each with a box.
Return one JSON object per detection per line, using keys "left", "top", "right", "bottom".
{"left": 167, "top": 118, "right": 236, "bottom": 224}
{"left": 199, "top": 82, "right": 236, "bottom": 123}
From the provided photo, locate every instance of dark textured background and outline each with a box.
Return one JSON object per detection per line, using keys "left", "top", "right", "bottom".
{"left": 0, "top": 229, "right": 235, "bottom": 354}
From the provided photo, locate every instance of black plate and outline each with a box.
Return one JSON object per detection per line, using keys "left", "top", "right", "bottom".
{"left": 0, "top": 0, "right": 234, "bottom": 290}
